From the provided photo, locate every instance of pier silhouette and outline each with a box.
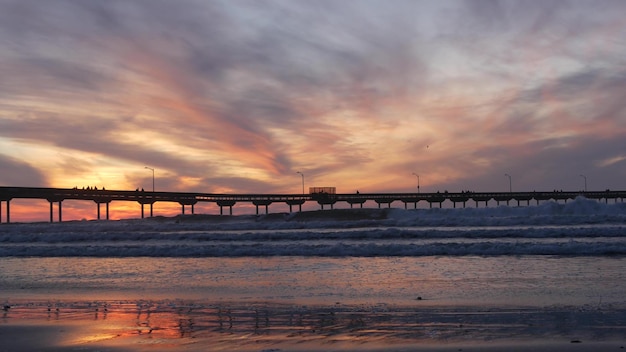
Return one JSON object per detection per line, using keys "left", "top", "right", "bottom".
{"left": 0, "top": 186, "right": 624, "bottom": 223}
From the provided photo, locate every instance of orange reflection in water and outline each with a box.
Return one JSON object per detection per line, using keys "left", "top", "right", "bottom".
{"left": 4, "top": 297, "right": 626, "bottom": 351}
{"left": 2, "top": 299, "right": 443, "bottom": 350}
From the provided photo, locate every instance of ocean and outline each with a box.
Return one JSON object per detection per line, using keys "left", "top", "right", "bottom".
{"left": 1, "top": 196, "right": 625, "bottom": 351}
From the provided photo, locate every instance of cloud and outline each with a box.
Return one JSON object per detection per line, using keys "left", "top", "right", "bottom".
{"left": 1, "top": 0, "right": 626, "bottom": 203}
{"left": 0, "top": 154, "right": 47, "bottom": 186}
{"left": 598, "top": 155, "right": 626, "bottom": 168}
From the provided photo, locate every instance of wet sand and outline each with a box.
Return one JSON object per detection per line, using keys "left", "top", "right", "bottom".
{"left": 2, "top": 299, "right": 625, "bottom": 351}
{"left": 1, "top": 324, "right": 625, "bottom": 351}
{"left": 2, "top": 255, "right": 626, "bottom": 350}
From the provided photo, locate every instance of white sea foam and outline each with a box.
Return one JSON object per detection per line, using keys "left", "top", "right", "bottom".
{"left": 1, "top": 197, "right": 625, "bottom": 257}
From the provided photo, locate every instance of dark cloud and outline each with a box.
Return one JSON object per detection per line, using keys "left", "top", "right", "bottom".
{"left": 0, "top": 154, "right": 47, "bottom": 186}
{"left": 0, "top": 57, "right": 114, "bottom": 98}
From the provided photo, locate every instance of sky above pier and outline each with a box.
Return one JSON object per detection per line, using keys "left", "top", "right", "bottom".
{"left": 1, "top": 0, "right": 626, "bottom": 219}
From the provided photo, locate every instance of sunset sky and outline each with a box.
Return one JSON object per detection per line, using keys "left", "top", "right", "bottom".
{"left": 1, "top": 0, "right": 626, "bottom": 220}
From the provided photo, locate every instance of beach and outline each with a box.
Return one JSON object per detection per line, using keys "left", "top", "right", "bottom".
{"left": 2, "top": 255, "right": 625, "bottom": 351}
{"left": 1, "top": 201, "right": 626, "bottom": 350}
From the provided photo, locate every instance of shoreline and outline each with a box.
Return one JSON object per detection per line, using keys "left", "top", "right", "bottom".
{"left": 2, "top": 298, "right": 625, "bottom": 351}
{"left": 2, "top": 322, "right": 624, "bottom": 352}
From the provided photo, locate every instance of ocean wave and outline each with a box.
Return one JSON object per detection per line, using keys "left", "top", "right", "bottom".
{"left": 1, "top": 238, "right": 625, "bottom": 257}
{"left": 1, "top": 197, "right": 625, "bottom": 257}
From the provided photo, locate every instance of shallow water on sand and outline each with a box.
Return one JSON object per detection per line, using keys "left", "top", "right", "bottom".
{"left": 1, "top": 256, "right": 626, "bottom": 351}
{"left": 2, "top": 256, "right": 624, "bottom": 306}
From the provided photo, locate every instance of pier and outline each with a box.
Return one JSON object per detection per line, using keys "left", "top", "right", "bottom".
{"left": 0, "top": 186, "right": 624, "bottom": 223}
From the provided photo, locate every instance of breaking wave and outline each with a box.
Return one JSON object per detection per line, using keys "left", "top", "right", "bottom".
{"left": 1, "top": 197, "right": 625, "bottom": 257}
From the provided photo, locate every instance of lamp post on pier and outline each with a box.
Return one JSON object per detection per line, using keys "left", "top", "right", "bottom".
{"left": 296, "top": 171, "right": 304, "bottom": 194}
{"left": 412, "top": 173, "right": 420, "bottom": 193}
{"left": 504, "top": 173, "right": 512, "bottom": 193}
{"left": 145, "top": 166, "right": 155, "bottom": 192}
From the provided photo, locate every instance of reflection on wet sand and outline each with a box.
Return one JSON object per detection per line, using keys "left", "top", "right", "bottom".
{"left": 2, "top": 299, "right": 626, "bottom": 350}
